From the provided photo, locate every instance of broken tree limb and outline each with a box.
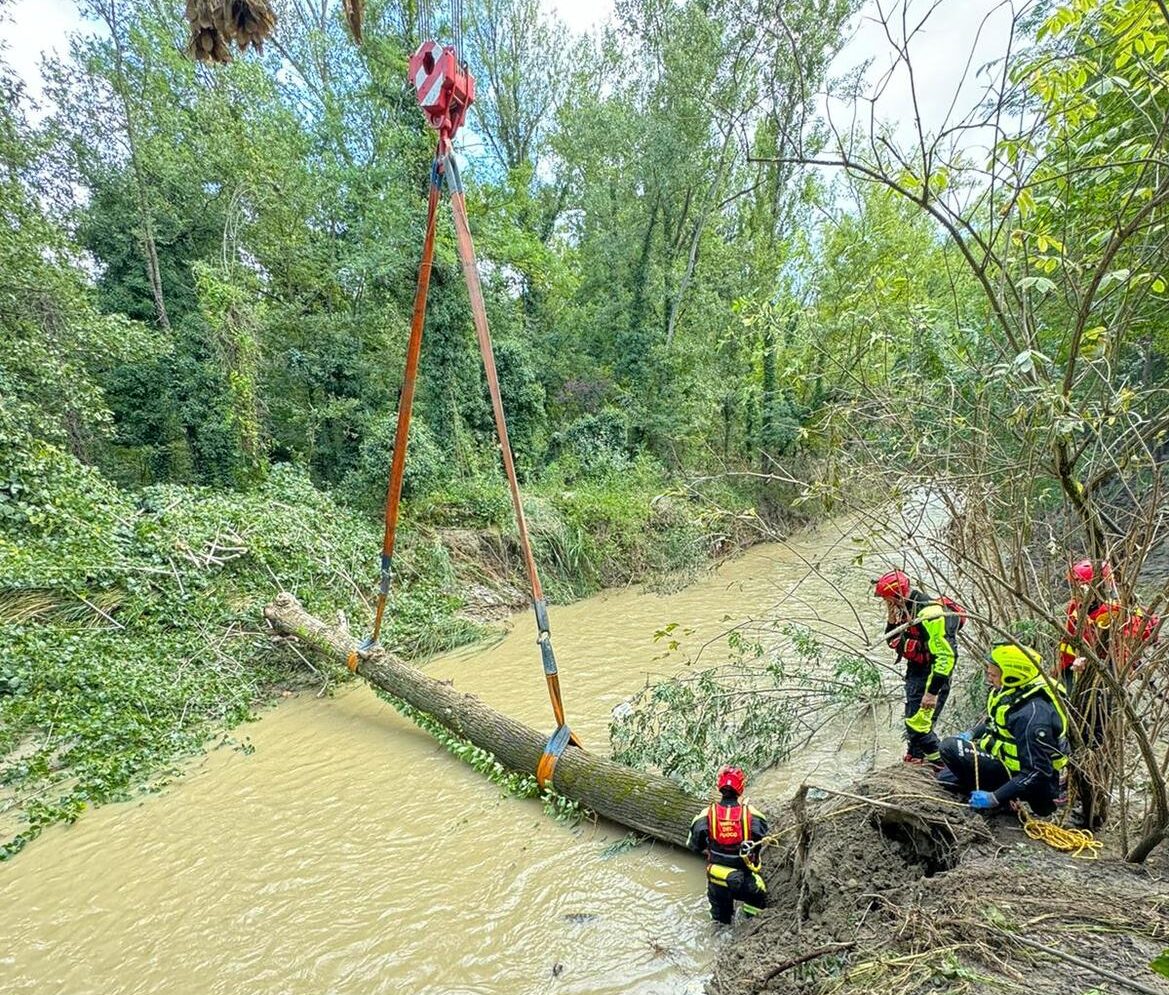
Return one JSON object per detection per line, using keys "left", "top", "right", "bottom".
{"left": 263, "top": 592, "right": 707, "bottom": 847}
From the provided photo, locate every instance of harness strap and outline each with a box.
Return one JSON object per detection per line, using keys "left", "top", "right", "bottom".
{"left": 445, "top": 156, "right": 580, "bottom": 749}
{"left": 368, "top": 148, "right": 443, "bottom": 646}
{"left": 535, "top": 723, "right": 574, "bottom": 789}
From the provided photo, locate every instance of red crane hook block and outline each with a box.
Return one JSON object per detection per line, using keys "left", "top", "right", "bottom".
{"left": 408, "top": 40, "right": 475, "bottom": 140}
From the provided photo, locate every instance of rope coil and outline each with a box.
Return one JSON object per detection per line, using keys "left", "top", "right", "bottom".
{"left": 1018, "top": 810, "right": 1102, "bottom": 858}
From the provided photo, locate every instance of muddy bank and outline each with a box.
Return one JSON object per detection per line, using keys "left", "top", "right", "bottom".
{"left": 717, "top": 767, "right": 1169, "bottom": 995}
{"left": 430, "top": 488, "right": 804, "bottom": 626}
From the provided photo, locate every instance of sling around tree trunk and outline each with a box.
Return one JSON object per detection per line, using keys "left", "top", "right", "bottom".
{"left": 263, "top": 592, "right": 707, "bottom": 847}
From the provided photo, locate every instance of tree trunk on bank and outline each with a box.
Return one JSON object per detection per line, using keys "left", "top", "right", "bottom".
{"left": 263, "top": 592, "right": 707, "bottom": 848}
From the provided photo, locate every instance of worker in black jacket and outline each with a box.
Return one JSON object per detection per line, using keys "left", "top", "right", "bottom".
{"left": 873, "top": 569, "right": 963, "bottom": 764}
{"left": 937, "top": 642, "right": 1069, "bottom": 816}
{"left": 687, "top": 765, "right": 769, "bottom": 924}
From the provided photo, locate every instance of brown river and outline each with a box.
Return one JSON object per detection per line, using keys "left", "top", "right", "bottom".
{"left": 1, "top": 519, "right": 903, "bottom": 994}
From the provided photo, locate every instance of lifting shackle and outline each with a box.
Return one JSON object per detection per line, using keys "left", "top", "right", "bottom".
{"left": 408, "top": 40, "right": 475, "bottom": 141}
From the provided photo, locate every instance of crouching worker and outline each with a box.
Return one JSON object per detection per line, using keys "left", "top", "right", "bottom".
{"left": 937, "top": 643, "right": 1068, "bottom": 817}
{"left": 687, "top": 765, "right": 769, "bottom": 924}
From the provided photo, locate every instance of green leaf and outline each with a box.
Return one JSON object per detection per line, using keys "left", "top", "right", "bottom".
{"left": 1150, "top": 950, "right": 1169, "bottom": 979}
{"left": 1018, "top": 276, "right": 1056, "bottom": 294}
{"left": 1099, "top": 268, "right": 1132, "bottom": 289}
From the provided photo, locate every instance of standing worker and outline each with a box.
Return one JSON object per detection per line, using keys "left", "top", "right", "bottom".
{"left": 937, "top": 642, "right": 1068, "bottom": 816}
{"left": 1057, "top": 559, "right": 1158, "bottom": 826}
{"left": 873, "top": 570, "right": 964, "bottom": 765}
{"left": 687, "top": 766, "right": 769, "bottom": 925}
{"left": 1057, "top": 559, "right": 1117, "bottom": 694}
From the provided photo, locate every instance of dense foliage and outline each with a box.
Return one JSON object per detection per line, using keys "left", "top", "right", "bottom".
{"left": 3, "top": 0, "right": 1168, "bottom": 859}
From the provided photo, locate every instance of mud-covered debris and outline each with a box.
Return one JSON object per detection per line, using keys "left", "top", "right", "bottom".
{"left": 709, "top": 765, "right": 1169, "bottom": 995}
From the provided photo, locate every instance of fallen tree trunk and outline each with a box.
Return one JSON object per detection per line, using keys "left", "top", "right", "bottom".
{"left": 264, "top": 592, "right": 706, "bottom": 847}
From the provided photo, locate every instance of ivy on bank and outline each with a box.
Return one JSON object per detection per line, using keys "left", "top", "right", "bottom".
{"left": 2, "top": 430, "right": 724, "bottom": 857}
{"left": 0, "top": 433, "right": 478, "bottom": 859}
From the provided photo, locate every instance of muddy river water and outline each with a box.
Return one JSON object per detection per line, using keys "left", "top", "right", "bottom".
{"left": 1, "top": 518, "right": 903, "bottom": 994}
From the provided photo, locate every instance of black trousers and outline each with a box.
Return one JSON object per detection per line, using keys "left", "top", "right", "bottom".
{"left": 904, "top": 665, "right": 949, "bottom": 759}
{"left": 706, "top": 864, "right": 767, "bottom": 924}
{"left": 937, "top": 736, "right": 1059, "bottom": 817}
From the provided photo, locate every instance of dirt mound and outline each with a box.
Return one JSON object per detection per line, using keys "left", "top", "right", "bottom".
{"left": 712, "top": 766, "right": 1169, "bottom": 995}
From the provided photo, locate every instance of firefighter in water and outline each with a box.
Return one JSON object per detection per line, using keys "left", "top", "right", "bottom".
{"left": 687, "top": 765, "right": 769, "bottom": 925}
{"left": 1057, "top": 559, "right": 1118, "bottom": 695}
{"left": 937, "top": 642, "right": 1068, "bottom": 816}
{"left": 873, "top": 570, "right": 963, "bottom": 765}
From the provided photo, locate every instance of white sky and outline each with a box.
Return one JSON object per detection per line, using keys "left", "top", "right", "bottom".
{"left": 0, "top": 0, "right": 88, "bottom": 102}
{"left": 0, "top": 0, "right": 1018, "bottom": 145}
{"left": 832, "top": 0, "right": 1023, "bottom": 149}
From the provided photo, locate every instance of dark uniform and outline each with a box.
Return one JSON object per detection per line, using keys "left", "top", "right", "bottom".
{"left": 687, "top": 793, "right": 769, "bottom": 924}
{"left": 888, "top": 589, "right": 961, "bottom": 761}
{"left": 938, "top": 647, "right": 1069, "bottom": 816}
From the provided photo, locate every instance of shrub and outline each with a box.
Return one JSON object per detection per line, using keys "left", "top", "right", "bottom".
{"left": 546, "top": 408, "right": 630, "bottom": 482}
{"left": 339, "top": 414, "right": 448, "bottom": 517}
{"left": 0, "top": 441, "right": 479, "bottom": 858}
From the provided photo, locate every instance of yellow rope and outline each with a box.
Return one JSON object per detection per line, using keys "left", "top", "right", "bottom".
{"left": 743, "top": 829, "right": 791, "bottom": 869}
{"left": 976, "top": 741, "right": 1099, "bottom": 858}
{"left": 749, "top": 776, "right": 1100, "bottom": 865}
{"left": 1018, "top": 810, "right": 1102, "bottom": 858}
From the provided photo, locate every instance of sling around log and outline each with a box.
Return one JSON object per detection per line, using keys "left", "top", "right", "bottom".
{"left": 263, "top": 592, "right": 706, "bottom": 848}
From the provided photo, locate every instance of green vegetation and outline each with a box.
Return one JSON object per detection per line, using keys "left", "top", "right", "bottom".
{"left": 610, "top": 621, "right": 889, "bottom": 793}
{"left": 2, "top": 0, "right": 1169, "bottom": 864}
{"left": 0, "top": 424, "right": 723, "bottom": 856}
{"left": 382, "top": 695, "right": 585, "bottom": 824}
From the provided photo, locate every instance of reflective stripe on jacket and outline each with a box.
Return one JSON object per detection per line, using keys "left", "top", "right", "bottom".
{"left": 887, "top": 590, "right": 959, "bottom": 694}
{"left": 978, "top": 679, "right": 1069, "bottom": 774}
{"left": 687, "top": 800, "right": 768, "bottom": 870}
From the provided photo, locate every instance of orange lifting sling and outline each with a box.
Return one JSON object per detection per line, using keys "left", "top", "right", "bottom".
{"left": 365, "top": 36, "right": 579, "bottom": 789}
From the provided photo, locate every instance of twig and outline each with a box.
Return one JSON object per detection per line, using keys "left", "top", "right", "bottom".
{"left": 75, "top": 593, "right": 125, "bottom": 630}
{"left": 752, "top": 942, "right": 857, "bottom": 990}
{"left": 283, "top": 639, "right": 321, "bottom": 677}
{"left": 1004, "top": 933, "right": 1165, "bottom": 995}
{"left": 804, "top": 782, "right": 969, "bottom": 815}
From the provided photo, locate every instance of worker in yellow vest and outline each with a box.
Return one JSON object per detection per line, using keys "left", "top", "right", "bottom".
{"left": 937, "top": 643, "right": 1068, "bottom": 816}
{"left": 686, "top": 766, "right": 769, "bottom": 924}
{"left": 873, "top": 570, "right": 965, "bottom": 764}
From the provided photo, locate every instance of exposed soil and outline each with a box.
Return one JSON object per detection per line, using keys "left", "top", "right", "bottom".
{"left": 712, "top": 766, "right": 1169, "bottom": 995}
{"left": 433, "top": 509, "right": 784, "bottom": 626}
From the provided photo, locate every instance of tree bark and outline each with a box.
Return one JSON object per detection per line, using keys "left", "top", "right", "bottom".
{"left": 263, "top": 593, "right": 707, "bottom": 848}
{"left": 94, "top": 1, "right": 171, "bottom": 331}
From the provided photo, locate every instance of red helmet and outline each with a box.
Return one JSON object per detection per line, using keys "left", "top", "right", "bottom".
{"left": 1069, "top": 559, "right": 1112, "bottom": 585}
{"left": 873, "top": 569, "right": 911, "bottom": 600}
{"left": 716, "top": 765, "right": 746, "bottom": 795}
